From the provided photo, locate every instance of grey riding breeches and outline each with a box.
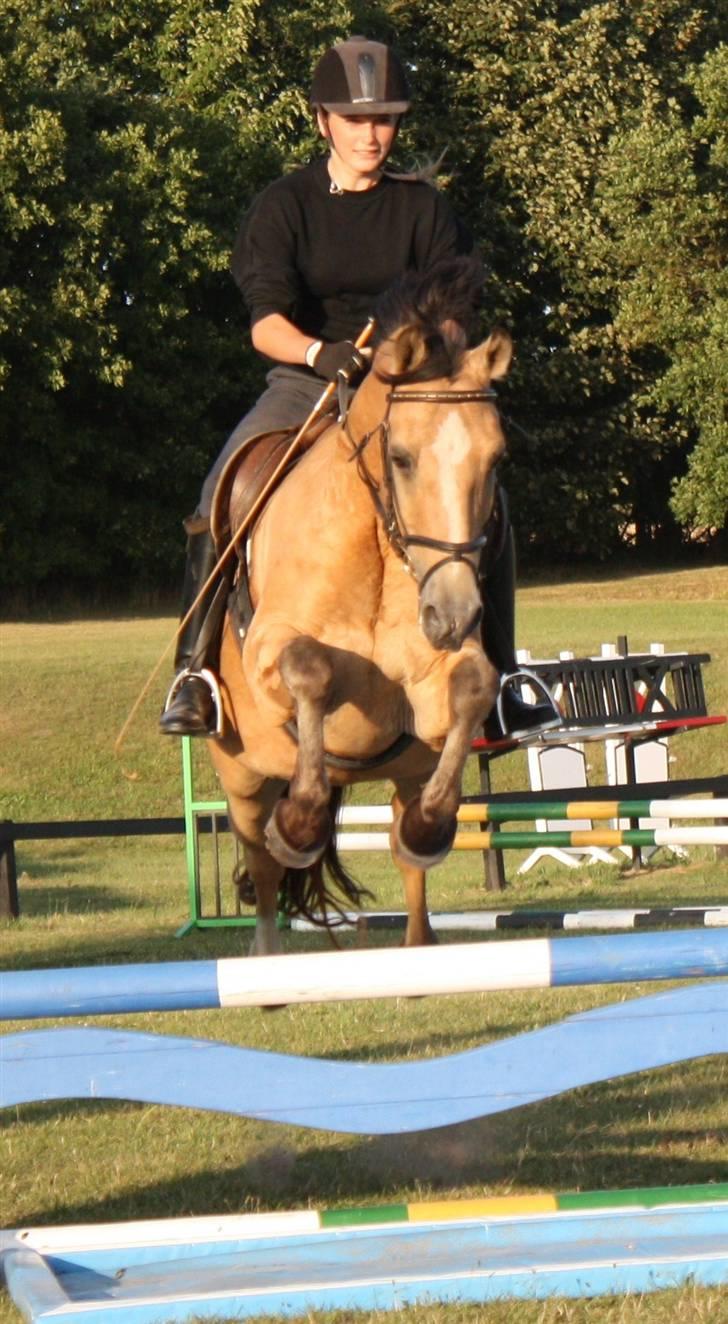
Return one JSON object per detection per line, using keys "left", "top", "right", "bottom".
{"left": 198, "top": 366, "right": 330, "bottom": 518}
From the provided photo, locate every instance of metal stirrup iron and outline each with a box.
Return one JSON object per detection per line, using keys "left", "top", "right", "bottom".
{"left": 496, "top": 668, "right": 562, "bottom": 737}
{"left": 162, "top": 668, "right": 224, "bottom": 738}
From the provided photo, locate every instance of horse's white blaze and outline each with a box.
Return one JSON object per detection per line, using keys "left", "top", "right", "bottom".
{"left": 431, "top": 413, "right": 475, "bottom": 541}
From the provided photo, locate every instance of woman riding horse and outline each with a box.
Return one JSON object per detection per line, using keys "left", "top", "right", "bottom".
{"left": 207, "top": 260, "right": 530, "bottom": 953}
{"left": 159, "top": 33, "right": 559, "bottom": 742}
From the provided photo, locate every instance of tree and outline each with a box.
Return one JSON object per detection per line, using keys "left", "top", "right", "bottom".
{"left": 0, "top": 0, "right": 334, "bottom": 595}
{"left": 390, "top": 0, "right": 727, "bottom": 557}
{"left": 2, "top": 0, "right": 726, "bottom": 598}
{"left": 596, "top": 43, "right": 728, "bottom": 535}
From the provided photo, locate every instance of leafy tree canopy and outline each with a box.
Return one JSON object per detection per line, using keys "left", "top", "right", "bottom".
{"left": 1, "top": 0, "right": 725, "bottom": 599}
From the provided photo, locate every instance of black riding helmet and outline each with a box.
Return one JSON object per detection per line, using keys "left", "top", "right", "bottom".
{"left": 309, "top": 35, "right": 410, "bottom": 115}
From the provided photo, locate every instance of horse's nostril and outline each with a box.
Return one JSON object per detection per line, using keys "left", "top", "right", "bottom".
{"left": 423, "top": 607, "right": 484, "bottom": 653}
{"left": 421, "top": 604, "right": 461, "bottom": 651}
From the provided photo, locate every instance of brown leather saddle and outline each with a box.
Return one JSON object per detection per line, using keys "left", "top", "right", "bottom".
{"left": 210, "top": 411, "right": 336, "bottom": 644}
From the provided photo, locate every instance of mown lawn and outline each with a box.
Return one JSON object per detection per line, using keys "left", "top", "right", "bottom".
{"left": 1, "top": 564, "right": 727, "bottom": 1323}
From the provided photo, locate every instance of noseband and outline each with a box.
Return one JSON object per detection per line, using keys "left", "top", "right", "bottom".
{"left": 348, "top": 385, "right": 500, "bottom": 592}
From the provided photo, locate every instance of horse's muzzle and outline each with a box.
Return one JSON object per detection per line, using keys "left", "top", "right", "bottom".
{"left": 420, "top": 599, "right": 483, "bottom": 652}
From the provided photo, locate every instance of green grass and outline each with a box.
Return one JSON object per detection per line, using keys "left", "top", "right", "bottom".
{"left": 1, "top": 564, "right": 728, "bottom": 1323}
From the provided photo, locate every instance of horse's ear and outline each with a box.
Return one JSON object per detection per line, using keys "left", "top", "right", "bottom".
{"left": 374, "top": 326, "right": 428, "bottom": 378}
{"left": 467, "top": 329, "right": 513, "bottom": 383}
{"left": 439, "top": 318, "right": 468, "bottom": 348}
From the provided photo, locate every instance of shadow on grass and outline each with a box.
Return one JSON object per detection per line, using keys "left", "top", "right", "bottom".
{"left": 11, "top": 843, "right": 187, "bottom": 921}
{"left": 520, "top": 553, "right": 728, "bottom": 589}
{"left": 2, "top": 598, "right": 180, "bottom": 626}
{"left": 8, "top": 1068, "right": 728, "bottom": 1228}
{"left": 5, "top": 875, "right": 728, "bottom": 970}
{"left": 13, "top": 884, "right": 142, "bottom": 918}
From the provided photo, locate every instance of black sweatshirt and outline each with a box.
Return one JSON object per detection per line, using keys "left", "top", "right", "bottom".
{"left": 231, "top": 156, "right": 472, "bottom": 355}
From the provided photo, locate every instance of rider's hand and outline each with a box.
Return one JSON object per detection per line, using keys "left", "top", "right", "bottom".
{"left": 307, "top": 340, "right": 370, "bottom": 383}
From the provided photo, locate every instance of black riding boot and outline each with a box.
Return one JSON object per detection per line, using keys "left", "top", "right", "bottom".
{"left": 481, "top": 514, "right": 561, "bottom": 740}
{"left": 159, "top": 525, "right": 229, "bottom": 737}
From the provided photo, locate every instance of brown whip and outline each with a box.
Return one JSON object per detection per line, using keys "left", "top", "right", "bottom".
{"left": 114, "top": 318, "right": 376, "bottom": 756}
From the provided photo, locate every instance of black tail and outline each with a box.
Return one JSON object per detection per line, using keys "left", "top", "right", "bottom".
{"left": 278, "top": 787, "right": 373, "bottom": 928}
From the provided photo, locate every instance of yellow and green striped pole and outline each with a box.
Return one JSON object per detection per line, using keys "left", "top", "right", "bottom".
{"left": 456, "top": 798, "right": 728, "bottom": 822}
{"left": 233, "top": 1181, "right": 728, "bottom": 1233}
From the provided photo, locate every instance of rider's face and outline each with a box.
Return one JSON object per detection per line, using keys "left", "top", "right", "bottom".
{"left": 317, "top": 110, "right": 399, "bottom": 186}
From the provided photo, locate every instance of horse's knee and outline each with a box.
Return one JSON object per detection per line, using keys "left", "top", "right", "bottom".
{"left": 233, "top": 865, "right": 257, "bottom": 906}
{"left": 449, "top": 652, "right": 498, "bottom": 723}
{"left": 277, "top": 637, "right": 333, "bottom": 817}
{"left": 279, "top": 636, "right": 334, "bottom": 704}
{"left": 234, "top": 842, "right": 284, "bottom": 910}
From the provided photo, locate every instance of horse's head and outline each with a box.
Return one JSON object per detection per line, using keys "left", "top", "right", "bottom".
{"left": 352, "top": 259, "right": 512, "bottom": 652}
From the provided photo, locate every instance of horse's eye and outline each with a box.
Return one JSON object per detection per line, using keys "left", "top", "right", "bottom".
{"left": 390, "top": 450, "right": 413, "bottom": 474}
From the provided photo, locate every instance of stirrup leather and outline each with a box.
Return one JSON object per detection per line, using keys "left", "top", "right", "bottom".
{"left": 162, "top": 667, "right": 224, "bottom": 737}
{"left": 496, "top": 668, "right": 561, "bottom": 735}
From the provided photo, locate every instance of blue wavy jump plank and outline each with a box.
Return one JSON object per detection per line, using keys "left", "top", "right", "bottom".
{"left": 2, "top": 983, "right": 727, "bottom": 1134}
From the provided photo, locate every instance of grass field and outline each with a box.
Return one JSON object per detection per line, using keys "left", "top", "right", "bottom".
{"left": 1, "top": 564, "right": 728, "bottom": 1323}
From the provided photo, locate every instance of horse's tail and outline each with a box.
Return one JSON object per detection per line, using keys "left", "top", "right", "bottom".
{"left": 278, "top": 787, "right": 373, "bottom": 930}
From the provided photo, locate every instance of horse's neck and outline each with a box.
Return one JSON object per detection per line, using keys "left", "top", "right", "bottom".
{"left": 345, "top": 373, "right": 388, "bottom": 472}
{"left": 252, "top": 389, "right": 389, "bottom": 566}
{"left": 340, "top": 373, "right": 388, "bottom": 490}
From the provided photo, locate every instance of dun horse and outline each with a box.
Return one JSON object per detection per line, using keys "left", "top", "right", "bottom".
{"left": 208, "top": 260, "right": 512, "bottom": 954}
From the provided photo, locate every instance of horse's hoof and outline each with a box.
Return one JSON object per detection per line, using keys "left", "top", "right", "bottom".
{"left": 393, "top": 798, "right": 457, "bottom": 869}
{"left": 264, "top": 802, "right": 328, "bottom": 870}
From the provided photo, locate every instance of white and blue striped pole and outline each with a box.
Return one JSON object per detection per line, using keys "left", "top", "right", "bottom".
{"left": 3, "top": 928, "right": 728, "bottom": 1019}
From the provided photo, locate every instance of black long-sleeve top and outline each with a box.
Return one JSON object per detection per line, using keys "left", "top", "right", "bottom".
{"left": 231, "top": 156, "right": 472, "bottom": 356}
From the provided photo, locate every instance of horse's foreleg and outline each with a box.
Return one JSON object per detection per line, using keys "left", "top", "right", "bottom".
{"left": 237, "top": 841, "right": 285, "bottom": 957}
{"left": 395, "top": 654, "right": 493, "bottom": 869}
{"left": 390, "top": 782, "right": 437, "bottom": 947}
{"left": 265, "top": 635, "right": 335, "bottom": 869}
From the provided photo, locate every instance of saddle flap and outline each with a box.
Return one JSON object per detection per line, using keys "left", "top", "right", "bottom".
{"left": 210, "top": 414, "right": 335, "bottom": 554}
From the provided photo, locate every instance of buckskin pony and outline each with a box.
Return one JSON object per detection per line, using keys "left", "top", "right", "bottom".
{"left": 208, "top": 259, "right": 512, "bottom": 954}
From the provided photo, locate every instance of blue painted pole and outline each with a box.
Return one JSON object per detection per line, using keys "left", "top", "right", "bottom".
{"left": 2, "top": 929, "right": 728, "bottom": 1021}
{"left": 0, "top": 960, "right": 220, "bottom": 1019}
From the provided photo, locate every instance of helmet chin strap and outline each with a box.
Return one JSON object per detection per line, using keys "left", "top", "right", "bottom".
{"left": 316, "top": 107, "right": 400, "bottom": 186}
{"left": 317, "top": 114, "right": 347, "bottom": 191}
{"left": 325, "top": 146, "right": 385, "bottom": 195}
{"left": 327, "top": 166, "right": 346, "bottom": 196}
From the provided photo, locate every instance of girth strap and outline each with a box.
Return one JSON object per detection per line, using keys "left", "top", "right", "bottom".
{"left": 284, "top": 719, "right": 414, "bottom": 771}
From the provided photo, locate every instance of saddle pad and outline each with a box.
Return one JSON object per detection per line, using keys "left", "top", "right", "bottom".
{"left": 210, "top": 414, "right": 335, "bottom": 553}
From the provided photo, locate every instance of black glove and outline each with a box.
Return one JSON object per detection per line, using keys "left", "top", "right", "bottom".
{"left": 310, "top": 340, "right": 368, "bottom": 383}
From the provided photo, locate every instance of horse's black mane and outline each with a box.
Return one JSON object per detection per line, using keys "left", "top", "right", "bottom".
{"left": 374, "top": 253, "right": 485, "bottom": 386}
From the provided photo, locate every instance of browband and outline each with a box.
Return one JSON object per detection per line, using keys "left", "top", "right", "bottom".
{"left": 389, "top": 388, "right": 498, "bottom": 404}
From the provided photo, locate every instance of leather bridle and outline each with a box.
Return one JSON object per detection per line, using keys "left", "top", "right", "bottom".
{"left": 347, "top": 384, "right": 501, "bottom": 592}
{"left": 287, "top": 383, "right": 504, "bottom": 774}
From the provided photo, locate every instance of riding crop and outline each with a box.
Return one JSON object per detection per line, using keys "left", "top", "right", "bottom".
{"left": 114, "top": 318, "right": 376, "bottom": 755}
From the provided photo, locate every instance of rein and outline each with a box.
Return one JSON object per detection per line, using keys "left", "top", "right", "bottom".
{"left": 348, "top": 384, "right": 500, "bottom": 591}
{"left": 292, "top": 382, "right": 502, "bottom": 776}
